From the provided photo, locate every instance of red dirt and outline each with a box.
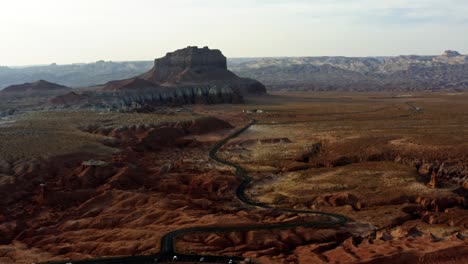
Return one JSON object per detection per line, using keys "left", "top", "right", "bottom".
{"left": 101, "top": 78, "right": 159, "bottom": 91}
{"left": 50, "top": 92, "right": 89, "bottom": 105}
{"left": 0, "top": 114, "right": 467, "bottom": 264}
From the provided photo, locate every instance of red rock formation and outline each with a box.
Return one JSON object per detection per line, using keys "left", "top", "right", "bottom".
{"left": 75, "top": 160, "right": 117, "bottom": 188}
{"left": 138, "top": 127, "right": 187, "bottom": 150}
{"left": 427, "top": 171, "right": 438, "bottom": 189}
{"left": 80, "top": 116, "right": 233, "bottom": 149}
{"left": 185, "top": 116, "right": 233, "bottom": 135}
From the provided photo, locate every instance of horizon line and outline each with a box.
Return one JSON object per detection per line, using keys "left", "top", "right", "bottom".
{"left": 3, "top": 50, "right": 464, "bottom": 68}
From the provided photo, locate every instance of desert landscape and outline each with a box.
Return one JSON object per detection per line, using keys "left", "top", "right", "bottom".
{"left": 1, "top": 85, "right": 467, "bottom": 263}
{"left": 1, "top": 1, "right": 468, "bottom": 263}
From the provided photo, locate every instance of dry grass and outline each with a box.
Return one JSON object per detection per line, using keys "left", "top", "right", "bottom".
{"left": 0, "top": 110, "right": 197, "bottom": 160}
{"left": 207, "top": 92, "right": 468, "bottom": 229}
{"left": 251, "top": 162, "right": 453, "bottom": 204}
{"left": 207, "top": 92, "right": 468, "bottom": 156}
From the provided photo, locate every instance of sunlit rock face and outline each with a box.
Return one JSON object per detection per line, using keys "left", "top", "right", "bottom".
{"left": 52, "top": 46, "right": 266, "bottom": 109}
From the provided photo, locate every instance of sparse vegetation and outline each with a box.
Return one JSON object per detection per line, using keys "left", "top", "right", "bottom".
{"left": 0, "top": 110, "right": 197, "bottom": 160}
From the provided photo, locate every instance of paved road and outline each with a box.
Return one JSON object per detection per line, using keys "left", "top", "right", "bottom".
{"left": 43, "top": 120, "right": 347, "bottom": 264}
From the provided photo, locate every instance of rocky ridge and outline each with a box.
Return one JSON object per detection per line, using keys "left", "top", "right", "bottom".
{"left": 0, "top": 80, "right": 70, "bottom": 95}
{"left": 0, "top": 80, "right": 72, "bottom": 116}
{"left": 229, "top": 50, "right": 468, "bottom": 91}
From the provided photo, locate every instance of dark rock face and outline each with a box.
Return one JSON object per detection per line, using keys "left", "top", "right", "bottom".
{"left": 54, "top": 85, "right": 244, "bottom": 109}
{"left": 141, "top": 46, "right": 236, "bottom": 84}
{"left": 226, "top": 78, "right": 267, "bottom": 95}
{"left": 158, "top": 46, "right": 227, "bottom": 69}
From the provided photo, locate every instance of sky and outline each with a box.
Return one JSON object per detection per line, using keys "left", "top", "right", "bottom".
{"left": 0, "top": 0, "right": 467, "bottom": 66}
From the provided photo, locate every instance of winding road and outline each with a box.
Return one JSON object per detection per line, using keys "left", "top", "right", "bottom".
{"left": 44, "top": 120, "right": 347, "bottom": 264}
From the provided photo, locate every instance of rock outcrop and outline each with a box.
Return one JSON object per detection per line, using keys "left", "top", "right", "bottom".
{"left": 442, "top": 50, "right": 462, "bottom": 58}
{"left": 52, "top": 47, "right": 266, "bottom": 109}
{"left": 140, "top": 46, "right": 237, "bottom": 84}
{"left": 117, "top": 46, "right": 266, "bottom": 96}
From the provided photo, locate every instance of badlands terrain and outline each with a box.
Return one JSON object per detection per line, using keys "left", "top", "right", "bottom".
{"left": 0, "top": 91, "right": 467, "bottom": 263}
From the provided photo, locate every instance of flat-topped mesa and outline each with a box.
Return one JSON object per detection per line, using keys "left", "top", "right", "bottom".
{"left": 158, "top": 46, "right": 227, "bottom": 71}
{"left": 141, "top": 46, "right": 244, "bottom": 85}
{"left": 52, "top": 47, "right": 266, "bottom": 108}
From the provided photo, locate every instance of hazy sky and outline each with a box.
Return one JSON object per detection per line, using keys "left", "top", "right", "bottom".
{"left": 1, "top": 0, "right": 467, "bottom": 65}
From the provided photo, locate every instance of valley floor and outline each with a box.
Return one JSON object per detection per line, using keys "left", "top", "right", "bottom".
{"left": 0, "top": 92, "right": 467, "bottom": 263}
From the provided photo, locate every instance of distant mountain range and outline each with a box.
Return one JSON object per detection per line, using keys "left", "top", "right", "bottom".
{"left": 0, "top": 61, "right": 153, "bottom": 89}
{"left": 2, "top": 50, "right": 468, "bottom": 91}
{"left": 228, "top": 50, "right": 468, "bottom": 91}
